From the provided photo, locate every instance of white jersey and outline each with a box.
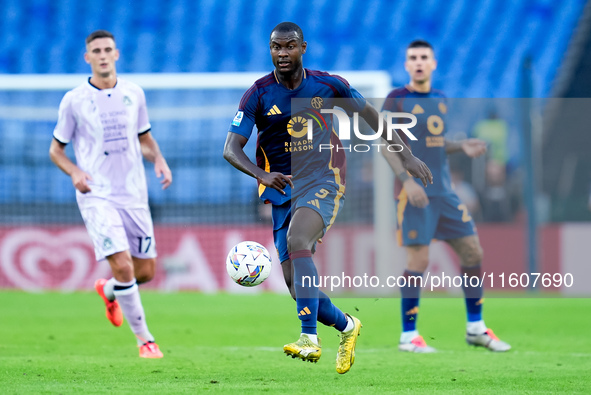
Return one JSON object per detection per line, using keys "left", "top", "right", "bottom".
{"left": 53, "top": 78, "right": 151, "bottom": 209}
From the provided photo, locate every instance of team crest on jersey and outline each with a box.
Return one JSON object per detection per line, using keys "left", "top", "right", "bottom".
{"left": 123, "top": 96, "right": 132, "bottom": 106}
{"left": 103, "top": 237, "right": 113, "bottom": 250}
{"left": 232, "top": 111, "right": 244, "bottom": 126}
{"left": 311, "top": 96, "right": 324, "bottom": 109}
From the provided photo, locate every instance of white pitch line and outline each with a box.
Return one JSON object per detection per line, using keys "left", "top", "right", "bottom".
{"left": 199, "top": 346, "right": 591, "bottom": 358}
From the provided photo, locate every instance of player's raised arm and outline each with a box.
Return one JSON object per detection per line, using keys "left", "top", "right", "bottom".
{"left": 358, "top": 102, "right": 433, "bottom": 186}
{"left": 49, "top": 138, "right": 93, "bottom": 193}
{"left": 223, "top": 132, "right": 293, "bottom": 194}
{"left": 139, "top": 131, "right": 172, "bottom": 189}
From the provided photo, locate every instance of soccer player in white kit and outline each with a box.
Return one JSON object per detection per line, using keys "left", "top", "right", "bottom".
{"left": 49, "top": 30, "right": 172, "bottom": 359}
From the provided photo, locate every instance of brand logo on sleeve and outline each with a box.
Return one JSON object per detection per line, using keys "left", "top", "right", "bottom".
{"left": 232, "top": 111, "right": 244, "bottom": 126}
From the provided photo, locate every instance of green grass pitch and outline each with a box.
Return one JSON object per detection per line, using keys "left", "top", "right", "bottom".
{"left": 1, "top": 291, "right": 590, "bottom": 393}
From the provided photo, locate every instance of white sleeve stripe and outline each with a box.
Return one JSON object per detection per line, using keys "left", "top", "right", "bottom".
{"left": 53, "top": 133, "right": 70, "bottom": 144}
{"left": 138, "top": 123, "right": 151, "bottom": 134}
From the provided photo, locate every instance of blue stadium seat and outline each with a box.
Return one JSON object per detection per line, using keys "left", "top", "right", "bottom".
{"left": 0, "top": 121, "right": 27, "bottom": 162}
{"left": 14, "top": 165, "right": 35, "bottom": 203}
{"left": 31, "top": 166, "right": 53, "bottom": 202}
{"left": 49, "top": 169, "right": 76, "bottom": 203}
{"left": 201, "top": 165, "right": 233, "bottom": 203}
{"left": 143, "top": 162, "right": 163, "bottom": 205}
{"left": 235, "top": 171, "right": 258, "bottom": 204}
{"left": 166, "top": 166, "right": 200, "bottom": 203}
{"left": 26, "top": 128, "right": 52, "bottom": 164}
{"left": 0, "top": 167, "right": 16, "bottom": 203}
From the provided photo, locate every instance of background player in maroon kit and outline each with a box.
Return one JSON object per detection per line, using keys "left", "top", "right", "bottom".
{"left": 383, "top": 40, "right": 510, "bottom": 353}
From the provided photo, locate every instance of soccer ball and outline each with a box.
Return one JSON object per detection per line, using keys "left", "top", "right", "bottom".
{"left": 226, "top": 241, "right": 272, "bottom": 287}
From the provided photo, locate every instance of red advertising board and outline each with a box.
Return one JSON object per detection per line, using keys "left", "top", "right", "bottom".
{"left": 0, "top": 224, "right": 578, "bottom": 294}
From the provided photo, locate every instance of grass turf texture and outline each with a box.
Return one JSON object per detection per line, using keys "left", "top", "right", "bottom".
{"left": 1, "top": 292, "right": 590, "bottom": 393}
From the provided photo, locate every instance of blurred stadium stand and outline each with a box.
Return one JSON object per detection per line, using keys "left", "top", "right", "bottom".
{"left": 0, "top": 0, "right": 589, "bottom": 223}
{"left": 543, "top": 0, "right": 591, "bottom": 221}
{"left": 0, "top": 0, "right": 585, "bottom": 96}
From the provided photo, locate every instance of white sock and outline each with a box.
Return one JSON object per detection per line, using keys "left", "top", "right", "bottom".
{"left": 135, "top": 331, "right": 155, "bottom": 346}
{"left": 466, "top": 320, "right": 487, "bottom": 335}
{"left": 400, "top": 330, "right": 419, "bottom": 343}
{"left": 342, "top": 316, "right": 355, "bottom": 333}
{"left": 103, "top": 277, "right": 116, "bottom": 301}
{"left": 112, "top": 279, "right": 154, "bottom": 345}
{"left": 304, "top": 333, "right": 319, "bottom": 345}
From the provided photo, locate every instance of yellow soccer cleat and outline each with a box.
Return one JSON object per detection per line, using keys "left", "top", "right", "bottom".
{"left": 283, "top": 334, "right": 322, "bottom": 363}
{"left": 336, "top": 314, "right": 362, "bottom": 374}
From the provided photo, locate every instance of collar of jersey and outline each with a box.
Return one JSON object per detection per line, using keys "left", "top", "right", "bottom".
{"left": 273, "top": 69, "right": 308, "bottom": 93}
{"left": 405, "top": 84, "right": 431, "bottom": 95}
{"left": 87, "top": 77, "right": 118, "bottom": 91}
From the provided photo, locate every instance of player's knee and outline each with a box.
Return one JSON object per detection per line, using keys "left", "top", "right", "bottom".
{"left": 286, "top": 233, "right": 312, "bottom": 253}
{"left": 407, "top": 258, "right": 429, "bottom": 273}
{"left": 406, "top": 245, "right": 429, "bottom": 272}
{"left": 473, "top": 245, "right": 484, "bottom": 264}
{"left": 111, "top": 262, "right": 134, "bottom": 282}
{"left": 107, "top": 253, "right": 134, "bottom": 281}
{"left": 134, "top": 261, "right": 156, "bottom": 284}
{"left": 462, "top": 244, "right": 483, "bottom": 267}
{"left": 135, "top": 269, "right": 154, "bottom": 284}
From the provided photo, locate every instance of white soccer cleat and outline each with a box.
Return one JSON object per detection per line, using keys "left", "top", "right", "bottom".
{"left": 466, "top": 328, "right": 511, "bottom": 352}
{"left": 398, "top": 335, "right": 437, "bottom": 353}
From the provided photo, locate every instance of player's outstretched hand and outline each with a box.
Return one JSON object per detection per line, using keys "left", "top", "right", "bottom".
{"left": 155, "top": 157, "right": 173, "bottom": 190}
{"left": 404, "top": 179, "right": 430, "bottom": 208}
{"left": 259, "top": 172, "right": 293, "bottom": 195}
{"left": 403, "top": 155, "right": 433, "bottom": 187}
{"left": 71, "top": 168, "right": 93, "bottom": 193}
{"left": 462, "top": 139, "right": 487, "bottom": 158}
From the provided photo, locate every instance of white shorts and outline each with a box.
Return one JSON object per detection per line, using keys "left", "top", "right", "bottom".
{"left": 80, "top": 204, "right": 157, "bottom": 261}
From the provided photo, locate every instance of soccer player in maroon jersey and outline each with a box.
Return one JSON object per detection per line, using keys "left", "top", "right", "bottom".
{"left": 383, "top": 40, "right": 510, "bottom": 353}
{"left": 224, "top": 22, "right": 432, "bottom": 372}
